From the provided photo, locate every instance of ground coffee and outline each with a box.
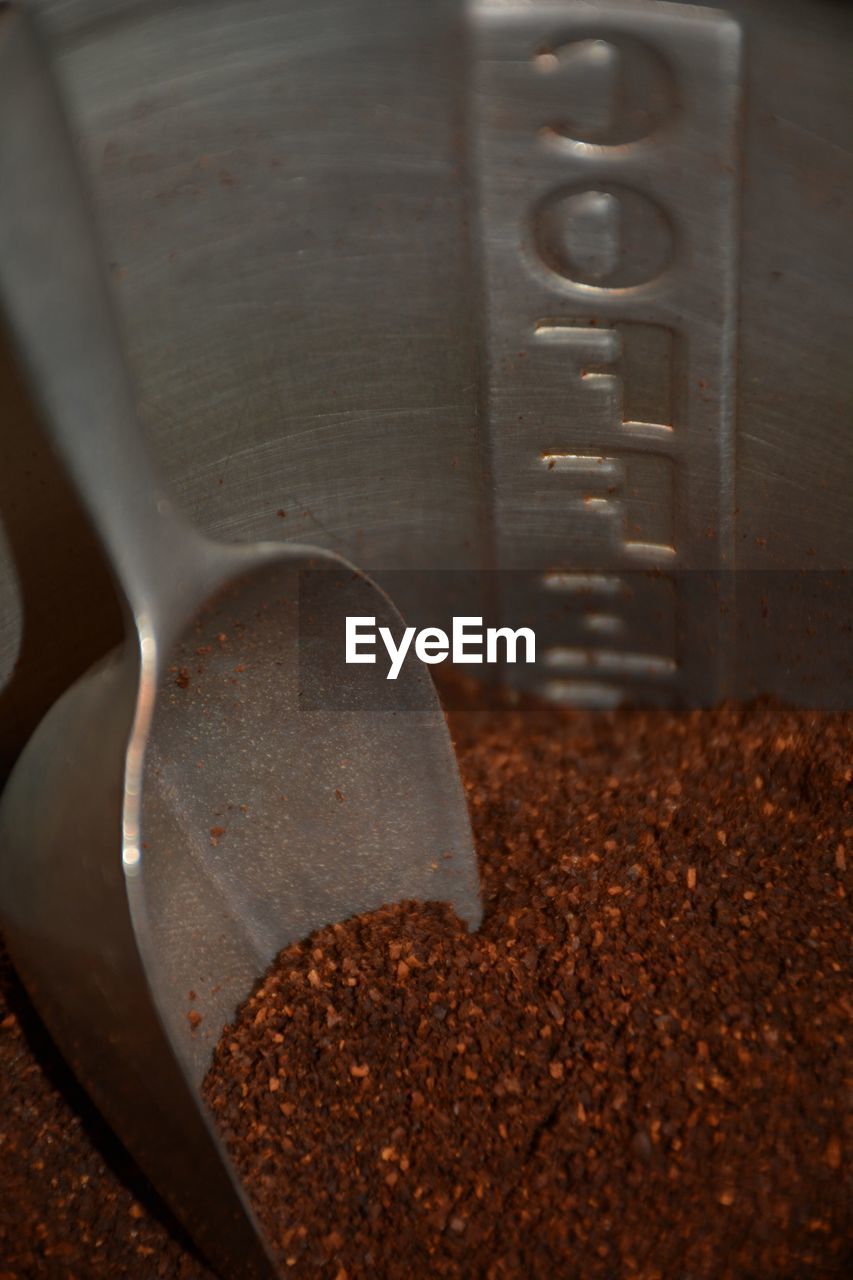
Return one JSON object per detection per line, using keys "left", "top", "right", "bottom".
{"left": 1, "top": 690, "right": 850, "bottom": 1276}
{"left": 0, "top": 941, "right": 209, "bottom": 1278}
{"left": 204, "top": 690, "right": 850, "bottom": 1278}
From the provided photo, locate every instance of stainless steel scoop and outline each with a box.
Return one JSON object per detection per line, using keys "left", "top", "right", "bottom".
{"left": 0, "top": 8, "right": 481, "bottom": 1276}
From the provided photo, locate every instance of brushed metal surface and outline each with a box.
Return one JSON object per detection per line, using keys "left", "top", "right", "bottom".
{"left": 1, "top": 0, "right": 851, "bottom": 774}
{"left": 0, "top": 10, "right": 480, "bottom": 1272}
{"left": 468, "top": 0, "right": 741, "bottom": 705}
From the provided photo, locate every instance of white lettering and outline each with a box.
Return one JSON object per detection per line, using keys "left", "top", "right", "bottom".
{"left": 452, "top": 616, "right": 483, "bottom": 664}
{"left": 379, "top": 625, "right": 416, "bottom": 681}
{"left": 345, "top": 617, "right": 536, "bottom": 678}
{"left": 346, "top": 616, "right": 376, "bottom": 663}
{"left": 415, "top": 628, "right": 450, "bottom": 664}
{"left": 486, "top": 626, "right": 536, "bottom": 665}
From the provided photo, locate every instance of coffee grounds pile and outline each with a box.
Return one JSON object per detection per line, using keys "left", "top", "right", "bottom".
{"left": 202, "top": 693, "right": 851, "bottom": 1279}
{"left": 0, "top": 942, "right": 209, "bottom": 1278}
{"left": 1, "top": 691, "right": 850, "bottom": 1277}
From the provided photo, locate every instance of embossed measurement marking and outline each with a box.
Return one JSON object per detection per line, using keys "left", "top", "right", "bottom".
{"left": 469, "top": 0, "right": 741, "bottom": 705}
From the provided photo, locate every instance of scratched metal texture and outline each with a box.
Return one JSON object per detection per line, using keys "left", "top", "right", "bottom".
{"left": 0, "top": 0, "right": 850, "bottom": 771}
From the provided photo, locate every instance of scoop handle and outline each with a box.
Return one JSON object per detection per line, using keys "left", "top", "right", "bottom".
{"left": 0, "top": 6, "right": 209, "bottom": 630}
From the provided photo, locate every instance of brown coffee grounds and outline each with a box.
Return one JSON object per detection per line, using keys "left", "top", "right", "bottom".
{"left": 1, "top": 692, "right": 850, "bottom": 1276}
{"left": 0, "top": 943, "right": 211, "bottom": 1277}
{"left": 202, "top": 693, "right": 852, "bottom": 1278}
